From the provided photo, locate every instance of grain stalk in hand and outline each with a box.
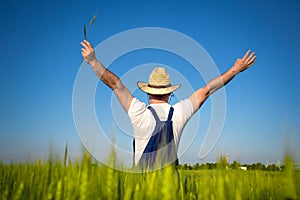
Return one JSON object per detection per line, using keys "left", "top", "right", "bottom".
{"left": 83, "top": 14, "right": 97, "bottom": 40}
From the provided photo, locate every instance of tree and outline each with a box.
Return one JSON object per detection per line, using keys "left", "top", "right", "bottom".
{"left": 183, "top": 163, "right": 192, "bottom": 170}
{"left": 231, "top": 160, "right": 241, "bottom": 170}
{"left": 251, "top": 163, "right": 266, "bottom": 170}
{"left": 193, "top": 163, "right": 201, "bottom": 170}
{"left": 266, "top": 164, "right": 280, "bottom": 171}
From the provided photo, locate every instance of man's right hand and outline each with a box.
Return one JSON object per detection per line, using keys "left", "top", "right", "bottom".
{"left": 231, "top": 50, "right": 256, "bottom": 73}
{"left": 81, "top": 40, "right": 97, "bottom": 66}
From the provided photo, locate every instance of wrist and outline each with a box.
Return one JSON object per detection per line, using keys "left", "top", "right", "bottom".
{"left": 230, "top": 66, "right": 240, "bottom": 75}
{"left": 90, "top": 60, "right": 105, "bottom": 74}
{"left": 89, "top": 59, "right": 98, "bottom": 68}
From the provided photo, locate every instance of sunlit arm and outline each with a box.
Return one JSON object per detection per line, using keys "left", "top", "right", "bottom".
{"left": 189, "top": 50, "right": 256, "bottom": 112}
{"left": 81, "top": 40, "right": 133, "bottom": 112}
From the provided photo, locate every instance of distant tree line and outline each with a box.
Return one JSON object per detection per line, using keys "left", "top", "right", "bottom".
{"left": 177, "top": 160, "right": 283, "bottom": 171}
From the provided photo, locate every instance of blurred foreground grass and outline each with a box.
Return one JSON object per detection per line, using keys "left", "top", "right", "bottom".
{"left": 0, "top": 152, "right": 299, "bottom": 200}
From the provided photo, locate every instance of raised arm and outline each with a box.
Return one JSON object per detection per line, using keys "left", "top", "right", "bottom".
{"left": 81, "top": 40, "right": 133, "bottom": 112}
{"left": 189, "top": 50, "right": 256, "bottom": 112}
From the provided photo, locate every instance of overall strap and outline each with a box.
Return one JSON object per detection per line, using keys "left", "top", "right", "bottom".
{"left": 167, "top": 107, "right": 174, "bottom": 121}
{"left": 148, "top": 106, "right": 160, "bottom": 122}
{"left": 148, "top": 106, "right": 174, "bottom": 122}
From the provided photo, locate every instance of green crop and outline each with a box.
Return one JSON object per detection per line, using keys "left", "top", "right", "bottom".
{"left": 0, "top": 153, "right": 299, "bottom": 199}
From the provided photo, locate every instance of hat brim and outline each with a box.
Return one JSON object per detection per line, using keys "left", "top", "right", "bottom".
{"left": 137, "top": 81, "right": 181, "bottom": 95}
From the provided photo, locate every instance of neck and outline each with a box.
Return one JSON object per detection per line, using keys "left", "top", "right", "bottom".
{"left": 149, "top": 99, "right": 168, "bottom": 104}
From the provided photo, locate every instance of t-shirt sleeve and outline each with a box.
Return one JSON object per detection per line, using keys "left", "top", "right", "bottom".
{"left": 174, "top": 98, "right": 194, "bottom": 127}
{"left": 127, "top": 98, "right": 149, "bottom": 127}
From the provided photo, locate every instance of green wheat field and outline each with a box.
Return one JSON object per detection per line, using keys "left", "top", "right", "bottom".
{"left": 1, "top": 151, "right": 299, "bottom": 200}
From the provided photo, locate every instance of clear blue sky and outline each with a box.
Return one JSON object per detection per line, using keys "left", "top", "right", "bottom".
{"left": 0, "top": 0, "right": 299, "bottom": 165}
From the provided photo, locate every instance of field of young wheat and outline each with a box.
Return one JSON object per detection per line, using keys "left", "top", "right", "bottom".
{"left": 0, "top": 152, "right": 299, "bottom": 200}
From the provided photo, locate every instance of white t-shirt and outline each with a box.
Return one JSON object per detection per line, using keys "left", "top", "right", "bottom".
{"left": 128, "top": 97, "right": 194, "bottom": 165}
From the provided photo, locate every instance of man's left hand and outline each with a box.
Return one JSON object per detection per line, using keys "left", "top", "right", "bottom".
{"left": 81, "top": 40, "right": 97, "bottom": 65}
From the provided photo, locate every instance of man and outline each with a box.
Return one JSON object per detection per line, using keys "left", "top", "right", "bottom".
{"left": 81, "top": 40, "right": 256, "bottom": 170}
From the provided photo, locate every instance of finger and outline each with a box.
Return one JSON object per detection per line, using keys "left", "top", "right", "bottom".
{"left": 246, "top": 52, "right": 255, "bottom": 63}
{"left": 81, "top": 48, "right": 87, "bottom": 54}
{"left": 83, "top": 40, "right": 90, "bottom": 45}
{"left": 248, "top": 60, "right": 256, "bottom": 67}
{"left": 242, "top": 50, "right": 251, "bottom": 60}
{"left": 81, "top": 42, "right": 88, "bottom": 49}
{"left": 248, "top": 55, "right": 256, "bottom": 64}
{"left": 247, "top": 57, "right": 256, "bottom": 67}
{"left": 83, "top": 40, "right": 93, "bottom": 48}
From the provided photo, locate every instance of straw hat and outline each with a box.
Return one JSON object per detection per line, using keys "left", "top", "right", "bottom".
{"left": 137, "top": 67, "right": 181, "bottom": 95}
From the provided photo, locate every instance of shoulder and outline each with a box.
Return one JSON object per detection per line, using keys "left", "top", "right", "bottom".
{"left": 172, "top": 98, "right": 194, "bottom": 122}
{"left": 128, "top": 98, "right": 154, "bottom": 127}
{"left": 128, "top": 97, "right": 147, "bottom": 116}
{"left": 173, "top": 98, "right": 193, "bottom": 111}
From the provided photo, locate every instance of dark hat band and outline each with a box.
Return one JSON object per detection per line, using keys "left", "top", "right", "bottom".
{"left": 148, "top": 84, "right": 172, "bottom": 89}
